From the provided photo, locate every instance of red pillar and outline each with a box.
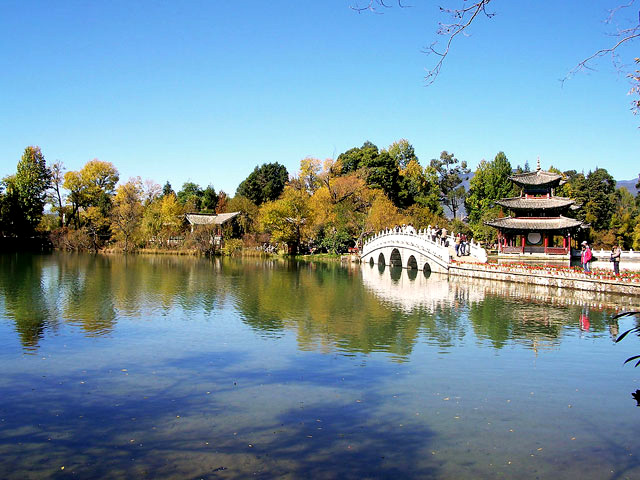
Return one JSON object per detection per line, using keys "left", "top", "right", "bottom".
{"left": 544, "top": 235, "right": 548, "bottom": 253}
{"left": 521, "top": 235, "right": 525, "bottom": 253}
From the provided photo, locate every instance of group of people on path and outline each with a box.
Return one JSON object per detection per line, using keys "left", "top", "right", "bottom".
{"left": 580, "top": 241, "right": 622, "bottom": 275}
{"left": 384, "top": 224, "right": 473, "bottom": 255}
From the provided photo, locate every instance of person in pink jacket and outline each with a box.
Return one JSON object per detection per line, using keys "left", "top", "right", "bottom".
{"left": 581, "top": 241, "right": 592, "bottom": 272}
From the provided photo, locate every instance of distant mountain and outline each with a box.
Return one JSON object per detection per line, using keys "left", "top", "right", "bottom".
{"left": 616, "top": 178, "right": 639, "bottom": 196}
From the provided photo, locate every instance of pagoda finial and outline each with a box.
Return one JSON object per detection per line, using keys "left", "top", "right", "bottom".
{"left": 536, "top": 156, "right": 541, "bottom": 172}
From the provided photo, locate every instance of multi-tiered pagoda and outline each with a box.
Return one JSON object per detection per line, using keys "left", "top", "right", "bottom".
{"left": 485, "top": 160, "right": 588, "bottom": 259}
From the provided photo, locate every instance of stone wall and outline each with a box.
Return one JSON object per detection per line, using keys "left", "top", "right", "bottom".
{"left": 449, "top": 263, "right": 640, "bottom": 296}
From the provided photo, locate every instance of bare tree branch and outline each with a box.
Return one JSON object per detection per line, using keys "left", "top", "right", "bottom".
{"left": 423, "top": 0, "right": 494, "bottom": 85}
{"left": 564, "top": 31, "right": 640, "bottom": 83}
{"left": 351, "top": 0, "right": 494, "bottom": 84}
{"left": 350, "top": 0, "right": 410, "bottom": 13}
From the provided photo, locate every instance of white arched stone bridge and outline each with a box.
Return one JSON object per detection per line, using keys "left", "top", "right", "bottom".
{"left": 360, "top": 229, "right": 488, "bottom": 273}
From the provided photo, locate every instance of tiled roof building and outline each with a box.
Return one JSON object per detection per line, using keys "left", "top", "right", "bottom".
{"left": 485, "top": 159, "right": 588, "bottom": 258}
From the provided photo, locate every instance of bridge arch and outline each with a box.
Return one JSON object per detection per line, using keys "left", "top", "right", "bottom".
{"left": 361, "top": 229, "right": 473, "bottom": 274}
{"left": 423, "top": 262, "right": 431, "bottom": 276}
{"left": 390, "top": 248, "right": 402, "bottom": 267}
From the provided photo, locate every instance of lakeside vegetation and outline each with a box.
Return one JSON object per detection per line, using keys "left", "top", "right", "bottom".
{"left": 1, "top": 142, "right": 639, "bottom": 255}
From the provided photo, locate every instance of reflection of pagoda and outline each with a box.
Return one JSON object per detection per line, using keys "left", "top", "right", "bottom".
{"left": 485, "top": 159, "right": 588, "bottom": 259}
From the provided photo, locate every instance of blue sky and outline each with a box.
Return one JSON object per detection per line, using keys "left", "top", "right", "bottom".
{"left": 1, "top": 1, "right": 639, "bottom": 195}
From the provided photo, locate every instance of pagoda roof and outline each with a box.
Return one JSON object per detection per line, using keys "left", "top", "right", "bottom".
{"left": 484, "top": 215, "right": 586, "bottom": 231}
{"left": 509, "top": 169, "right": 563, "bottom": 187}
{"left": 495, "top": 196, "right": 575, "bottom": 210}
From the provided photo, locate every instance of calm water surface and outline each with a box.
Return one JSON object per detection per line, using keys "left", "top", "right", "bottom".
{"left": 1, "top": 253, "right": 640, "bottom": 479}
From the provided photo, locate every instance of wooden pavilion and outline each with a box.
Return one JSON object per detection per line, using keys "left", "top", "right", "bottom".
{"left": 185, "top": 212, "right": 241, "bottom": 248}
{"left": 485, "top": 160, "right": 588, "bottom": 259}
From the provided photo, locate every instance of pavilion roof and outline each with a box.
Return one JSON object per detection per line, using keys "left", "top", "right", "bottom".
{"left": 495, "top": 196, "right": 575, "bottom": 210}
{"left": 484, "top": 215, "right": 586, "bottom": 231}
{"left": 509, "top": 169, "right": 564, "bottom": 187}
{"left": 185, "top": 212, "right": 240, "bottom": 225}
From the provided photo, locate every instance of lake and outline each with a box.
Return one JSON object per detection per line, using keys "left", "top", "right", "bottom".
{"left": 1, "top": 253, "right": 640, "bottom": 479}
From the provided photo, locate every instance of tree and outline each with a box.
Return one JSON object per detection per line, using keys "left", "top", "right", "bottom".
{"left": 63, "top": 159, "right": 119, "bottom": 227}
{"left": 142, "top": 179, "right": 162, "bottom": 206}
{"left": 336, "top": 141, "right": 379, "bottom": 174}
{"left": 49, "top": 161, "right": 65, "bottom": 227}
{"left": 177, "top": 182, "right": 204, "bottom": 211}
{"left": 430, "top": 150, "right": 470, "bottom": 219}
{"left": 142, "top": 192, "right": 183, "bottom": 247}
{"left": 336, "top": 142, "right": 408, "bottom": 207}
{"left": 308, "top": 174, "right": 372, "bottom": 253}
{"left": 201, "top": 185, "right": 218, "bottom": 212}
{"left": 386, "top": 139, "right": 417, "bottom": 170}
{"left": 226, "top": 195, "right": 259, "bottom": 235}
{"left": 83, "top": 206, "right": 110, "bottom": 251}
{"left": 111, "top": 179, "right": 143, "bottom": 252}
{"left": 215, "top": 190, "right": 229, "bottom": 214}
{"left": 0, "top": 176, "right": 19, "bottom": 235}
{"left": 609, "top": 187, "right": 637, "bottom": 248}
{"left": 363, "top": 150, "right": 402, "bottom": 206}
{"left": 5, "top": 146, "right": 52, "bottom": 236}
{"left": 399, "top": 160, "right": 442, "bottom": 213}
{"left": 565, "top": 168, "right": 616, "bottom": 232}
{"left": 259, "top": 186, "right": 313, "bottom": 254}
{"left": 162, "top": 181, "right": 174, "bottom": 197}
{"left": 236, "top": 162, "right": 289, "bottom": 205}
{"left": 297, "top": 157, "right": 323, "bottom": 194}
{"left": 365, "top": 191, "right": 406, "bottom": 234}
{"left": 465, "top": 151, "right": 514, "bottom": 224}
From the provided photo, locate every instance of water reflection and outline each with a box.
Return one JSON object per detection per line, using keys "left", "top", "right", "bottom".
{"left": 3, "top": 254, "right": 639, "bottom": 359}
{"left": 2, "top": 254, "right": 640, "bottom": 479}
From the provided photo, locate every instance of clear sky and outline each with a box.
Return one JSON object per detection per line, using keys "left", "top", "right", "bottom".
{"left": 1, "top": 1, "right": 639, "bottom": 194}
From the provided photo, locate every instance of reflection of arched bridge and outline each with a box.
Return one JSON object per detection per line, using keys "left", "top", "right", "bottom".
{"left": 360, "top": 229, "right": 488, "bottom": 273}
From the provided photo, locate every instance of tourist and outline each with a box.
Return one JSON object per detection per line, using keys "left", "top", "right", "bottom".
{"left": 611, "top": 244, "right": 622, "bottom": 276}
{"left": 580, "top": 241, "right": 592, "bottom": 273}
{"left": 455, "top": 234, "right": 461, "bottom": 256}
{"left": 441, "top": 226, "right": 448, "bottom": 246}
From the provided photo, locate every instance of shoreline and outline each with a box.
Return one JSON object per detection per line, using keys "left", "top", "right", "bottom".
{"left": 449, "top": 260, "right": 640, "bottom": 296}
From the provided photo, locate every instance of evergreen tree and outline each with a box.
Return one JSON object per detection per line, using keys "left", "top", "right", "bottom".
{"left": 2, "top": 146, "right": 52, "bottom": 236}
{"left": 236, "top": 163, "right": 289, "bottom": 205}
{"left": 465, "top": 151, "right": 514, "bottom": 224}
{"left": 162, "top": 181, "right": 174, "bottom": 197}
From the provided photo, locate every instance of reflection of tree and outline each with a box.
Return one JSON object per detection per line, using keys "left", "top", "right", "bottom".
{"left": 232, "top": 260, "right": 423, "bottom": 360}
{"left": 0, "top": 253, "right": 239, "bottom": 352}
{"left": 3, "top": 253, "right": 634, "bottom": 357}
{"left": 0, "top": 254, "right": 56, "bottom": 351}
{"left": 60, "top": 254, "right": 118, "bottom": 335}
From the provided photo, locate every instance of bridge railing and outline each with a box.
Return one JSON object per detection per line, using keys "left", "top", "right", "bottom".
{"left": 363, "top": 229, "right": 488, "bottom": 263}
{"left": 363, "top": 228, "right": 445, "bottom": 248}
